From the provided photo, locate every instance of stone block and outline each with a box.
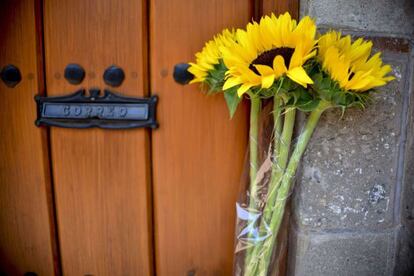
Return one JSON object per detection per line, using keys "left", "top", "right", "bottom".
{"left": 300, "top": 0, "right": 414, "bottom": 37}
{"left": 396, "top": 56, "right": 414, "bottom": 275}
{"left": 288, "top": 229, "right": 397, "bottom": 276}
{"left": 293, "top": 53, "right": 409, "bottom": 231}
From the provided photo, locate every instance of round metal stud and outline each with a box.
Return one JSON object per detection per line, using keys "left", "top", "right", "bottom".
{"left": 173, "top": 63, "right": 194, "bottom": 85}
{"left": 0, "top": 64, "right": 22, "bottom": 88}
{"left": 103, "top": 65, "right": 125, "bottom": 87}
{"left": 64, "top": 64, "right": 85, "bottom": 85}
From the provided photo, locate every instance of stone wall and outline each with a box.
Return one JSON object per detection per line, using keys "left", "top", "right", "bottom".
{"left": 288, "top": 1, "right": 414, "bottom": 275}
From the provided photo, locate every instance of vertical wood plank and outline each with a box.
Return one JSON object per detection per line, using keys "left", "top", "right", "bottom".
{"left": 0, "top": 0, "right": 57, "bottom": 274}
{"left": 262, "top": 0, "right": 299, "bottom": 18}
{"left": 43, "top": 0, "right": 153, "bottom": 274}
{"left": 150, "top": 1, "right": 251, "bottom": 275}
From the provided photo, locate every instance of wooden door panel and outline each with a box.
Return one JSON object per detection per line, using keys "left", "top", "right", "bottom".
{"left": 150, "top": 1, "right": 251, "bottom": 274}
{"left": 0, "top": 0, "right": 57, "bottom": 274}
{"left": 43, "top": 0, "right": 152, "bottom": 274}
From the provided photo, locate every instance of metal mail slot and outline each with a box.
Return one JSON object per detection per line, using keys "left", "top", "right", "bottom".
{"left": 35, "top": 89, "right": 158, "bottom": 129}
{"left": 42, "top": 103, "right": 149, "bottom": 120}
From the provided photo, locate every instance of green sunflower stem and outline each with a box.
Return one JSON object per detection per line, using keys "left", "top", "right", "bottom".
{"left": 265, "top": 107, "right": 296, "bottom": 221}
{"left": 272, "top": 96, "right": 283, "bottom": 168}
{"left": 256, "top": 100, "right": 331, "bottom": 276}
{"left": 248, "top": 96, "right": 261, "bottom": 203}
{"left": 244, "top": 100, "right": 296, "bottom": 276}
{"left": 243, "top": 95, "right": 261, "bottom": 271}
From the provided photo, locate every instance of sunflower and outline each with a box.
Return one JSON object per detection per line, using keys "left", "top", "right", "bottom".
{"left": 188, "top": 29, "right": 236, "bottom": 84}
{"left": 318, "top": 31, "right": 394, "bottom": 91}
{"left": 221, "top": 12, "right": 317, "bottom": 96}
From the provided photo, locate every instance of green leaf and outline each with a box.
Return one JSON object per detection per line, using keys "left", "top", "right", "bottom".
{"left": 297, "top": 99, "right": 320, "bottom": 112}
{"left": 281, "top": 77, "right": 298, "bottom": 91}
{"left": 204, "top": 59, "right": 228, "bottom": 92}
{"left": 312, "top": 72, "right": 323, "bottom": 85}
{"left": 224, "top": 87, "right": 242, "bottom": 118}
{"left": 260, "top": 88, "right": 275, "bottom": 98}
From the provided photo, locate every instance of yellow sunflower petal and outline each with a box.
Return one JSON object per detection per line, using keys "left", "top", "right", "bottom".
{"left": 223, "top": 77, "right": 242, "bottom": 90}
{"left": 254, "top": 64, "right": 274, "bottom": 76}
{"left": 323, "top": 47, "right": 350, "bottom": 86}
{"left": 279, "top": 12, "right": 293, "bottom": 46}
{"left": 345, "top": 70, "right": 373, "bottom": 90}
{"left": 287, "top": 67, "right": 313, "bottom": 87}
{"left": 261, "top": 74, "right": 276, "bottom": 88}
{"left": 383, "top": 76, "right": 395, "bottom": 81}
{"left": 260, "top": 16, "right": 277, "bottom": 48}
{"left": 378, "top": 64, "right": 392, "bottom": 76}
{"left": 303, "top": 49, "right": 317, "bottom": 61}
{"left": 289, "top": 43, "right": 304, "bottom": 69}
{"left": 273, "top": 55, "right": 288, "bottom": 77}
{"left": 237, "top": 83, "right": 254, "bottom": 97}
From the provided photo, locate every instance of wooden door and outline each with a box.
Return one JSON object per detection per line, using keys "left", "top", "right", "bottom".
{"left": 43, "top": 0, "right": 153, "bottom": 275}
{"left": 0, "top": 1, "right": 58, "bottom": 275}
{"left": 0, "top": 1, "right": 297, "bottom": 275}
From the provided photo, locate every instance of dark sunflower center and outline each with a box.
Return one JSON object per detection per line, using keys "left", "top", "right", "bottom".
{"left": 249, "top": 47, "right": 294, "bottom": 75}
{"left": 348, "top": 70, "right": 355, "bottom": 80}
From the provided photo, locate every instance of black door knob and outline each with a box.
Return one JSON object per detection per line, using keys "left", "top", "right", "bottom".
{"left": 103, "top": 65, "right": 125, "bottom": 87}
{"left": 1, "top": 64, "right": 22, "bottom": 88}
{"left": 64, "top": 64, "right": 85, "bottom": 85}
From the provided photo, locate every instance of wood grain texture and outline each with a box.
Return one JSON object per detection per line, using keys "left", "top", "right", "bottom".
{"left": 43, "top": 0, "right": 153, "bottom": 274}
{"left": 262, "top": 0, "right": 299, "bottom": 18}
{"left": 150, "top": 1, "right": 251, "bottom": 275}
{"left": 0, "top": 0, "right": 57, "bottom": 274}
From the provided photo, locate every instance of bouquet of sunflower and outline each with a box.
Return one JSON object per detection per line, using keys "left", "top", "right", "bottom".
{"left": 173, "top": 12, "right": 394, "bottom": 276}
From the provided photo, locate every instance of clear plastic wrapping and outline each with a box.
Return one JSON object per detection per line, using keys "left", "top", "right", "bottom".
{"left": 234, "top": 99, "right": 296, "bottom": 276}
